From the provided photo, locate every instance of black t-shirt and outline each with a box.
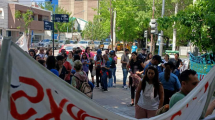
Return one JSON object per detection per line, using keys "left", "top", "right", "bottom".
{"left": 110, "top": 58, "right": 116, "bottom": 68}
{"left": 175, "top": 59, "right": 182, "bottom": 68}
{"left": 130, "top": 59, "right": 143, "bottom": 73}
{"left": 57, "top": 66, "right": 68, "bottom": 80}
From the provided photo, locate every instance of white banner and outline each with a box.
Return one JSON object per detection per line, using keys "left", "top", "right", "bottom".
{"left": 0, "top": 39, "right": 215, "bottom": 120}
{"left": 16, "top": 34, "right": 28, "bottom": 51}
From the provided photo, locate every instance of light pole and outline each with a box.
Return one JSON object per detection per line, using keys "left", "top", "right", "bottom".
{"left": 159, "top": 0, "right": 165, "bottom": 56}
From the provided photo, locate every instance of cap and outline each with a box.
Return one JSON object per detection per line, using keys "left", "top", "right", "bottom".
{"left": 152, "top": 55, "right": 163, "bottom": 63}
{"left": 125, "top": 49, "right": 129, "bottom": 52}
{"left": 97, "top": 49, "right": 102, "bottom": 55}
{"left": 109, "top": 50, "right": 114, "bottom": 55}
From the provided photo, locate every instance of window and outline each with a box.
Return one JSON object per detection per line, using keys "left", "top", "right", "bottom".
{"left": 0, "top": 8, "right": 4, "bottom": 19}
{"left": 38, "top": 15, "right": 42, "bottom": 21}
{"left": 42, "top": 16, "right": 49, "bottom": 21}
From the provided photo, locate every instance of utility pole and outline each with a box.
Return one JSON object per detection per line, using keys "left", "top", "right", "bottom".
{"left": 172, "top": 2, "right": 178, "bottom": 51}
{"left": 159, "top": 0, "right": 165, "bottom": 56}
{"left": 113, "top": 10, "right": 116, "bottom": 50}
{"left": 110, "top": 0, "right": 113, "bottom": 50}
{"left": 150, "top": 0, "right": 155, "bottom": 53}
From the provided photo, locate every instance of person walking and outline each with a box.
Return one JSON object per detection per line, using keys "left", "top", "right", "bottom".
{"left": 94, "top": 49, "right": 103, "bottom": 88}
{"left": 135, "top": 66, "right": 164, "bottom": 119}
{"left": 85, "top": 47, "right": 95, "bottom": 84}
{"left": 56, "top": 55, "right": 68, "bottom": 80}
{"left": 44, "top": 48, "right": 53, "bottom": 61}
{"left": 131, "top": 42, "right": 138, "bottom": 53}
{"left": 101, "top": 54, "right": 110, "bottom": 92}
{"left": 108, "top": 50, "right": 117, "bottom": 87}
{"left": 81, "top": 52, "right": 91, "bottom": 76}
{"left": 159, "top": 62, "right": 181, "bottom": 105}
{"left": 46, "top": 56, "right": 59, "bottom": 76}
{"left": 127, "top": 52, "right": 145, "bottom": 106}
{"left": 121, "top": 49, "right": 130, "bottom": 88}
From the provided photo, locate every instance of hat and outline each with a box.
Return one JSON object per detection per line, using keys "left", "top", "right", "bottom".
{"left": 125, "top": 49, "right": 129, "bottom": 52}
{"left": 152, "top": 55, "right": 163, "bottom": 63}
{"left": 142, "top": 48, "right": 147, "bottom": 51}
{"left": 109, "top": 50, "right": 114, "bottom": 55}
{"left": 97, "top": 49, "right": 102, "bottom": 55}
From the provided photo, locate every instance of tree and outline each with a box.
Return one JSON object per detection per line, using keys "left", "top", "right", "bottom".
{"left": 15, "top": 10, "right": 33, "bottom": 49}
{"left": 38, "top": 2, "right": 72, "bottom": 40}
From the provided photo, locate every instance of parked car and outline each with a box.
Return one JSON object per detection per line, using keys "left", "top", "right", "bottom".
{"left": 58, "top": 40, "right": 66, "bottom": 49}
{"left": 103, "top": 42, "right": 111, "bottom": 50}
{"left": 77, "top": 40, "right": 93, "bottom": 49}
{"left": 93, "top": 41, "right": 101, "bottom": 51}
{"left": 69, "top": 40, "right": 77, "bottom": 44}
{"left": 38, "top": 39, "right": 59, "bottom": 49}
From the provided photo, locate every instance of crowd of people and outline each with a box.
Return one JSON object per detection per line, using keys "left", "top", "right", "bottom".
{"left": 28, "top": 43, "right": 215, "bottom": 119}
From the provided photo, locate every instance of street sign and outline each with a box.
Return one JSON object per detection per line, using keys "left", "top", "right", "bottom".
{"left": 44, "top": 21, "right": 53, "bottom": 30}
{"left": 144, "top": 30, "right": 147, "bottom": 38}
{"left": 54, "top": 14, "right": 69, "bottom": 23}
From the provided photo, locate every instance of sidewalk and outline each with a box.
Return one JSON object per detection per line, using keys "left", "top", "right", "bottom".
{"left": 93, "top": 84, "right": 135, "bottom": 118}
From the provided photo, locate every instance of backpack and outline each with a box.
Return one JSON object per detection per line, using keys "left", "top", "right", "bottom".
{"left": 137, "top": 54, "right": 146, "bottom": 63}
{"left": 74, "top": 73, "right": 93, "bottom": 99}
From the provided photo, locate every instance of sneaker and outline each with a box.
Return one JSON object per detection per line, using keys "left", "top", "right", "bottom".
{"left": 123, "top": 86, "right": 127, "bottom": 89}
{"left": 113, "top": 83, "right": 116, "bottom": 87}
{"left": 103, "top": 89, "right": 108, "bottom": 92}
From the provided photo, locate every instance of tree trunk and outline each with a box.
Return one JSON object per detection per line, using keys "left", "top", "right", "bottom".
{"left": 27, "top": 28, "right": 31, "bottom": 50}
{"left": 166, "top": 37, "right": 169, "bottom": 48}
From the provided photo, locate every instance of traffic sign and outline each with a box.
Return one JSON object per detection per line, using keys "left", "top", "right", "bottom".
{"left": 44, "top": 21, "right": 53, "bottom": 30}
{"left": 54, "top": 14, "right": 69, "bottom": 23}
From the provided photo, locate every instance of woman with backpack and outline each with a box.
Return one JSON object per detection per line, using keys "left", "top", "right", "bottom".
{"left": 159, "top": 62, "right": 181, "bottom": 105}
{"left": 108, "top": 50, "right": 117, "bottom": 87}
{"left": 135, "top": 66, "right": 164, "bottom": 119}
{"left": 81, "top": 52, "right": 91, "bottom": 76}
{"left": 72, "top": 60, "right": 92, "bottom": 98}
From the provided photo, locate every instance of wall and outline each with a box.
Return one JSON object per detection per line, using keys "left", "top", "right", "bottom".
{"left": 0, "top": 0, "right": 8, "bottom": 36}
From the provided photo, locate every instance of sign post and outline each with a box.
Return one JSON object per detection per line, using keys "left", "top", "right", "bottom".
{"left": 44, "top": 14, "right": 69, "bottom": 56}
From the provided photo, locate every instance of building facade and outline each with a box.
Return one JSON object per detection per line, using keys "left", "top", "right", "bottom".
{"left": 0, "top": 0, "right": 9, "bottom": 37}
{"left": 59, "top": 0, "right": 98, "bottom": 22}
{"left": 8, "top": 3, "right": 52, "bottom": 42}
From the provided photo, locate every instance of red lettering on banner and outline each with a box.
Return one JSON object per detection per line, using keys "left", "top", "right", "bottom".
{"left": 36, "top": 89, "right": 68, "bottom": 120}
{"left": 10, "top": 77, "right": 44, "bottom": 119}
{"left": 186, "top": 104, "right": 189, "bottom": 108}
{"left": 193, "top": 97, "right": 197, "bottom": 100}
{"left": 170, "top": 111, "right": 182, "bottom": 120}
{"left": 67, "top": 104, "right": 103, "bottom": 120}
{"left": 204, "top": 82, "right": 209, "bottom": 93}
{"left": 200, "top": 75, "right": 205, "bottom": 81}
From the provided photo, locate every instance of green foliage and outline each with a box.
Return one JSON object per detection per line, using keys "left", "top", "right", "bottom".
{"left": 15, "top": 10, "right": 33, "bottom": 34}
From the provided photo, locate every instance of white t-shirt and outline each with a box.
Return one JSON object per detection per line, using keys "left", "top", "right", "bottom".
{"left": 137, "top": 82, "right": 160, "bottom": 110}
{"left": 38, "top": 53, "right": 45, "bottom": 59}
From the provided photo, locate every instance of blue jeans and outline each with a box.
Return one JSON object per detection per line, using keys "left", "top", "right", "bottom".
{"left": 110, "top": 68, "right": 116, "bottom": 84}
{"left": 122, "top": 68, "right": 128, "bottom": 86}
{"left": 108, "top": 69, "right": 113, "bottom": 87}
{"left": 102, "top": 71, "right": 108, "bottom": 90}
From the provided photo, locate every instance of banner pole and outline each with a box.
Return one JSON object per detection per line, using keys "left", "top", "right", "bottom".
{"left": 0, "top": 37, "right": 11, "bottom": 100}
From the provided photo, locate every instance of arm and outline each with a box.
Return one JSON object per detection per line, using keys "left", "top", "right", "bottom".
{"left": 126, "top": 62, "right": 130, "bottom": 70}
{"left": 158, "top": 84, "right": 164, "bottom": 109}
{"left": 205, "top": 99, "right": 215, "bottom": 117}
{"left": 135, "top": 80, "right": 142, "bottom": 105}
{"left": 178, "top": 60, "right": 183, "bottom": 69}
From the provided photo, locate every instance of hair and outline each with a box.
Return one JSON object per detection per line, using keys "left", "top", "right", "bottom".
{"left": 81, "top": 52, "right": 88, "bottom": 60}
{"left": 34, "top": 55, "right": 40, "bottom": 60}
{"left": 74, "top": 60, "right": 83, "bottom": 71}
{"left": 29, "top": 49, "right": 36, "bottom": 56}
{"left": 62, "top": 53, "right": 67, "bottom": 58}
{"left": 69, "top": 51, "right": 73, "bottom": 55}
{"left": 142, "top": 66, "right": 160, "bottom": 98}
{"left": 146, "top": 52, "right": 152, "bottom": 61}
{"left": 46, "top": 56, "right": 56, "bottom": 70}
{"left": 175, "top": 53, "right": 179, "bottom": 57}
{"left": 164, "top": 65, "right": 171, "bottom": 81}
{"left": 40, "top": 47, "right": 45, "bottom": 51}
{"left": 132, "top": 52, "right": 137, "bottom": 56}
{"left": 46, "top": 48, "right": 52, "bottom": 56}
{"left": 165, "top": 54, "right": 170, "bottom": 60}
{"left": 85, "top": 47, "right": 90, "bottom": 53}
{"left": 74, "top": 54, "right": 80, "bottom": 61}
{"left": 38, "top": 59, "right": 45, "bottom": 66}
{"left": 56, "top": 55, "right": 64, "bottom": 61}
{"left": 179, "top": 69, "right": 197, "bottom": 82}
{"left": 75, "top": 49, "right": 82, "bottom": 54}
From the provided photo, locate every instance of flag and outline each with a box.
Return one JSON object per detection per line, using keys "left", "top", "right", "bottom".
{"left": 16, "top": 34, "right": 28, "bottom": 51}
{"left": 0, "top": 38, "right": 215, "bottom": 120}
